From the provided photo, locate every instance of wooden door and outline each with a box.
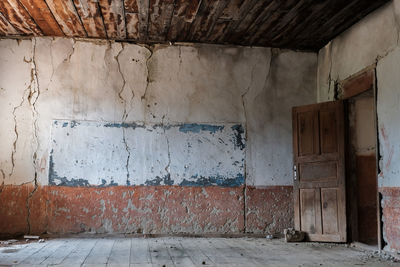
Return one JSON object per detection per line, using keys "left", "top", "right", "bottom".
{"left": 292, "top": 101, "right": 346, "bottom": 242}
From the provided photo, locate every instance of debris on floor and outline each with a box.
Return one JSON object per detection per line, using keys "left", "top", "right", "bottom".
{"left": 23, "top": 235, "right": 40, "bottom": 240}
{"left": 284, "top": 228, "right": 305, "bottom": 242}
{"left": 0, "top": 240, "right": 17, "bottom": 245}
{"left": 0, "top": 237, "right": 398, "bottom": 266}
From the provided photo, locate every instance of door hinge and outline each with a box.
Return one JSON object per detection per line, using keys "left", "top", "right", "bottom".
{"left": 293, "top": 165, "right": 297, "bottom": 180}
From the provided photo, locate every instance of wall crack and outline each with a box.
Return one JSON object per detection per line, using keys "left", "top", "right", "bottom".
{"left": 115, "top": 43, "right": 132, "bottom": 185}
{"left": 116, "top": 43, "right": 128, "bottom": 120}
{"left": 163, "top": 119, "right": 172, "bottom": 182}
{"left": 141, "top": 45, "right": 154, "bottom": 102}
{"left": 26, "top": 37, "right": 40, "bottom": 234}
{"left": 122, "top": 128, "right": 131, "bottom": 186}
{"left": 66, "top": 39, "right": 76, "bottom": 63}
{"left": 241, "top": 50, "right": 274, "bottom": 233}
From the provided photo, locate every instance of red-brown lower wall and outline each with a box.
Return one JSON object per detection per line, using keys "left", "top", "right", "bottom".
{"left": 245, "top": 186, "right": 294, "bottom": 234}
{"left": 0, "top": 184, "right": 293, "bottom": 237}
{"left": 380, "top": 187, "right": 400, "bottom": 252}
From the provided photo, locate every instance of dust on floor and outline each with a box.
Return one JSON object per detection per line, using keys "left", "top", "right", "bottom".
{"left": 0, "top": 237, "right": 398, "bottom": 266}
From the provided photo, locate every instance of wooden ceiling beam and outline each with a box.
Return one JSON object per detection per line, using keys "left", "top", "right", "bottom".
{"left": 124, "top": 0, "right": 139, "bottom": 39}
{"left": 98, "top": 0, "right": 126, "bottom": 39}
{"left": 45, "top": 0, "right": 86, "bottom": 37}
{"left": 224, "top": 1, "right": 267, "bottom": 45}
{"left": 0, "top": 0, "right": 42, "bottom": 35}
{"left": 269, "top": 0, "right": 346, "bottom": 49}
{"left": 0, "top": 0, "right": 391, "bottom": 50}
{"left": 0, "top": 11, "right": 20, "bottom": 35}
{"left": 18, "top": 0, "right": 64, "bottom": 36}
{"left": 216, "top": 0, "right": 258, "bottom": 43}
{"left": 137, "top": 0, "right": 149, "bottom": 42}
{"left": 167, "top": 0, "right": 201, "bottom": 41}
{"left": 72, "top": 0, "right": 107, "bottom": 38}
{"left": 147, "top": 0, "right": 175, "bottom": 42}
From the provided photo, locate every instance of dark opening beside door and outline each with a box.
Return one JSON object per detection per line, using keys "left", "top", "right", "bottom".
{"left": 292, "top": 101, "right": 347, "bottom": 242}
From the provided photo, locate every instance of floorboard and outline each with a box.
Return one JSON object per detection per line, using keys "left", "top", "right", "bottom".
{"left": 0, "top": 237, "right": 396, "bottom": 266}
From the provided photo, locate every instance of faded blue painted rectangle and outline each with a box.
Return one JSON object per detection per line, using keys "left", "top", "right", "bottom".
{"left": 49, "top": 120, "right": 245, "bottom": 187}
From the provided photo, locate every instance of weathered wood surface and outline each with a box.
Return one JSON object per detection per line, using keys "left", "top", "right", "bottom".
{"left": 0, "top": 0, "right": 390, "bottom": 50}
{"left": 98, "top": 0, "right": 126, "bottom": 39}
{"left": 0, "top": 0, "right": 42, "bottom": 35}
{"left": 73, "top": 0, "right": 107, "bottom": 38}
{"left": 45, "top": 0, "right": 86, "bottom": 37}
{"left": 18, "top": 0, "right": 63, "bottom": 36}
{"left": 0, "top": 237, "right": 392, "bottom": 266}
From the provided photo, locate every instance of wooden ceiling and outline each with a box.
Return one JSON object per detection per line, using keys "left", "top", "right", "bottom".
{"left": 0, "top": 0, "right": 390, "bottom": 51}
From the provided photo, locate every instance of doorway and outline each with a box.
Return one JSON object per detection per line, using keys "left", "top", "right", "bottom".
{"left": 340, "top": 67, "right": 380, "bottom": 247}
{"left": 346, "top": 89, "right": 378, "bottom": 245}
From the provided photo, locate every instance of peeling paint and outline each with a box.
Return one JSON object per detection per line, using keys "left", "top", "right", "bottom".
{"left": 49, "top": 120, "right": 245, "bottom": 187}
{"left": 103, "top": 122, "right": 145, "bottom": 128}
{"left": 178, "top": 123, "right": 224, "bottom": 134}
{"left": 179, "top": 173, "right": 244, "bottom": 187}
{"left": 231, "top": 124, "right": 245, "bottom": 150}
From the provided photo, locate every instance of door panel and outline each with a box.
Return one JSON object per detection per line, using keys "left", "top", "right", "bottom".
{"left": 293, "top": 101, "right": 346, "bottom": 242}
{"left": 300, "top": 188, "right": 322, "bottom": 235}
{"left": 320, "top": 110, "right": 338, "bottom": 154}
{"left": 321, "top": 188, "right": 339, "bottom": 234}
{"left": 297, "top": 111, "right": 319, "bottom": 156}
{"left": 299, "top": 162, "right": 337, "bottom": 182}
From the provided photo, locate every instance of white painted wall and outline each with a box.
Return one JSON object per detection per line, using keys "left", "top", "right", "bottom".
{"left": 317, "top": 0, "right": 400, "bottom": 188}
{"left": 0, "top": 37, "right": 317, "bottom": 187}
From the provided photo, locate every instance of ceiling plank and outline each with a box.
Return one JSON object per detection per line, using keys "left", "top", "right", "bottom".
{"left": 0, "top": 0, "right": 42, "bottom": 35}
{"left": 0, "top": 12, "right": 19, "bottom": 35}
{"left": 251, "top": 0, "right": 311, "bottom": 45}
{"left": 167, "top": 0, "right": 201, "bottom": 41}
{"left": 147, "top": 0, "right": 175, "bottom": 42}
{"left": 125, "top": 12, "right": 139, "bottom": 39}
{"left": 219, "top": 0, "right": 243, "bottom": 20}
{"left": 19, "top": 0, "right": 64, "bottom": 36}
{"left": 208, "top": 0, "right": 251, "bottom": 43}
{"left": 300, "top": 0, "right": 389, "bottom": 49}
{"left": 207, "top": 20, "right": 229, "bottom": 42}
{"left": 125, "top": 0, "right": 138, "bottom": 13}
{"left": 224, "top": 1, "right": 267, "bottom": 44}
{"left": 187, "top": 0, "right": 229, "bottom": 42}
{"left": 46, "top": 0, "right": 87, "bottom": 37}
{"left": 73, "top": 0, "right": 107, "bottom": 38}
{"left": 137, "top": 0, "right": 150, "bottom": 41}
{"left": 268, "top": 0, "right": 345, "bottom": 48}
{"left": 243, "top": 0, "right": 298, "bottom": 45}
{"left": 98, "top": 0, "right": 126, "bottom": 39}
{"left": 0, "top": 0, "right": 391, "bottom": 50}
{"left": 125, "top": 0, "right": 139, "bottom": 39}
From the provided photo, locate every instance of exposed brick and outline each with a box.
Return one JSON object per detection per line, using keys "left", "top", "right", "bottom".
{"left": 380, "top": 187, "right": 400, "bottom": 252}
{"left": 0, "top": 185, "right": 31, "bottom": 236}
{"left": 245, "top": 186, "right": 294, "bottom": 235}
{"left": 0, "top": 185, "right": 297, "bottom": 237}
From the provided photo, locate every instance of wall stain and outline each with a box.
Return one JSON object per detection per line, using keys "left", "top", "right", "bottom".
{"left": 178, "top": 123, "right": 224, "bottom": 134}
{"left": 179, "top": 173, "right": 244, "bottom": 187}
{"left": 231, "top": 124, "right": 245, "bottom": 150}
{"left": 145, "top": 174, "right": 174, "bottom": 186}
{"left": 49, "top": 151, "right": 90, "bottom": 186}
{"left": 104, "top": 122, "right": 145, "bottom": 129}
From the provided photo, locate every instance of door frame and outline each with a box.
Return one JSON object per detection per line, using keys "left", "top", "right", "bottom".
{"left": 338, "top": 65, "right": 382, "bottom": 250}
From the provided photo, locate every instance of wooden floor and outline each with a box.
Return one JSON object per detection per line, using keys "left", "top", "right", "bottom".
{"left": 0, "top": 237, "right": 394, "bottom": 266}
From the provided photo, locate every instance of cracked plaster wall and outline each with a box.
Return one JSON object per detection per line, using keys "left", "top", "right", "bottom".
{"left": 317, "top": 0, "right": 400, "bottom": 252}
{"left": 317, "top": 0, "right": 400, "bottom": 188}
{"left": 0, "top": 37, "right": 317, "bottom": 188}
